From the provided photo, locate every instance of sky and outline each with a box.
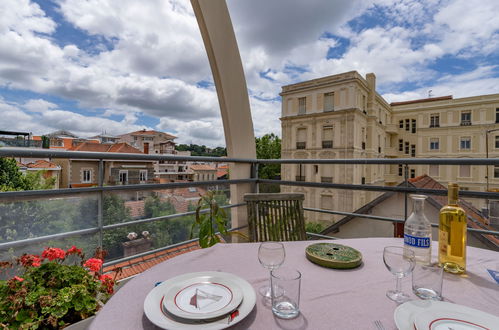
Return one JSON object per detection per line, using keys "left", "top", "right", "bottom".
{"left": 0, "top": 0, "right": 498, "bottom": 147}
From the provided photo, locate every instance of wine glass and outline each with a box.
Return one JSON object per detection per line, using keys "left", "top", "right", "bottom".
{"left": 383, "top": 246, "right": 415, "bottom": 303}
{"left": 258, "top": 242, "right": 285, "bottom": 298}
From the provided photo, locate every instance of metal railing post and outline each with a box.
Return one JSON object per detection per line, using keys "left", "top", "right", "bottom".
{"left": 254, "top": 162, "right": 259, "bottom": 193}
{"left": 98, "top": 159, "right": 104, "bottom": 251}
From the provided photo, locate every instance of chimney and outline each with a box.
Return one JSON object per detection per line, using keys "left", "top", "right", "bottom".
{"left": 366, "top": 73, "right": 376, "bottom": 114}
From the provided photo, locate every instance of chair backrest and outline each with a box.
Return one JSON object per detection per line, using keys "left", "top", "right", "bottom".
{"left": 244, "top": 193, "right": 306, "bottom": 242}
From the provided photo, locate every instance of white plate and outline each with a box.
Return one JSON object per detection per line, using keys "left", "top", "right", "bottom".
{"left": 395, "top": 300, "right": 436, "bottom": 330}
{"left": 144, "top": 271, "right": 256, "bottom": 330}
{"left": 414, "top": 304, "right": 499, "bottom": 330}
{"left": 394, "top": 301, "right": 499, "bottom": 330}
{"left": 163, "top": 273, "right": 243, "bottom": 320}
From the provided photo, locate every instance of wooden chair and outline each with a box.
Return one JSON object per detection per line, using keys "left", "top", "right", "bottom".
{"left": 244, "top": 193, "right": 307, "bottom": 242}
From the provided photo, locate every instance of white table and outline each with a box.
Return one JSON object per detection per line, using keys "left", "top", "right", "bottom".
{"left": 90, "top": 238, "right": 499, "bottom": 329}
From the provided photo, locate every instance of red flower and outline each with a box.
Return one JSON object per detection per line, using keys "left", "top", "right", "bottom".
{"left": 19, "top": 254, "right": 42, "bottom": 267}
{"left": 41, "top": 247, "right": 66, "bottom": 261}
{"left": 66, "top": 246, "right": 82, "bottom": 256}
{"left": 13, "top": 276, "right": 24, "bottom": 282}
{"left": 99, "top": 274, "right": 114, "bottom": 294}
{"left": 84, "top": 258, "right": 103, "bottom": 272}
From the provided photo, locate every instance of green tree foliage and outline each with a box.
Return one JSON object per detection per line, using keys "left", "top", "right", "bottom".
{"left": 175, "top": 144, "right": 227, "bottom": 157}
{"left": 305, "top": 222, "right": 326, "bottom": 234}
{"left": 0, "top": 158, "right": 32, "bottom": 191}
{"left": 0, "top": 158, "right": 55, "bottom": 191}
{"left": 255, "top": 133, "right": 281, "bottom": 179}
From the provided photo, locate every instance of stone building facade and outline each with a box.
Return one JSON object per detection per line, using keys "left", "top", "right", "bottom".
{"left": 280, "top": 71, "right": 499, "bottom": 225}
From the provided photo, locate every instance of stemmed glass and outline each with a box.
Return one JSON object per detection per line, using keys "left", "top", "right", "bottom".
{"left": 258, "top": 242, "right": 285, "bottom": 298}
{"left": 383, "top": 246, "right": 416, "bottom": 303}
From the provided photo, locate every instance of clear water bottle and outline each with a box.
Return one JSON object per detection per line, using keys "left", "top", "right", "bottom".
{"left": 404, "top": 195, "right": 431, "bottom": 265}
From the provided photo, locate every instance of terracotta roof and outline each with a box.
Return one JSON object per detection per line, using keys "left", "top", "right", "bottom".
{"left": 103, "top": 241, "right": 201, "bottom": 281}
{"left": 190, "top": 164, "right": 216, "bottom": 171}
{"left": 26, "top": 159, "right": 60, "bottom": 169}
{"left": 217, "top": 169, "right": 228, "bottom": 178}
{"left": 390, "top": 95, "right": 453, "bottom": 106}
{"left": 68, "top": 142, "right": 143, "bottom": 154}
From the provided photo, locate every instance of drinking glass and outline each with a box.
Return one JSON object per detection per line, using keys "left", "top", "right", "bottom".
{"left": 258, "top": 242, "right": 285, "bottom": 298}
{"left": 412, "top": 263, "right": 443, "bottom": 300}
{"left": 383, "top": 246, "right": 415, "bottom": 303}
{"left": 271, "top": 268, "right": 301, "bottom": 319}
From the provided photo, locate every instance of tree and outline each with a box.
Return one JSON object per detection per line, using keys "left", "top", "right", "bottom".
{"left": 255, "top": 133, "right": 281, "bottom": 180}
{"left": 0, "top": 158, "right": 55, "bottom": 191}
{"left": 0, "top": 158, "right": 32, "bottom": 191}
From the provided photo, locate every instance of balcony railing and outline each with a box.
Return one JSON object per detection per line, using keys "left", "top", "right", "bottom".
{"left": 1, "top": 147, "right": 499, "bottom": 271}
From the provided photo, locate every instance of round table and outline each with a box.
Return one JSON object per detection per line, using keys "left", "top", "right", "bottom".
{"left": 90, "top": 238, "right": 499, "bottom": 329}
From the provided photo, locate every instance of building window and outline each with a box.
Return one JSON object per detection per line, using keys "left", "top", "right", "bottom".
{"left": 321, "top": 177, "right": 332, "bottom": 183}
{"left": 460, "top": 111, "right": 471, "bottom": 126}
{"left": 50, "top": 138, "right": 64, "bottom": 147}
{"left": 430, "top": 114, "right": 440, "bottom": 128}
{"left": 399, "top": 120, "right": 404, "bottom": 128}
{"left": 410, "top": 169, "right": 415, "bottom": 178}
{"left": 296, "top": 127, "right": 306, "bottom": 149}
{"left": 298, "top": 97, "right": 306, "bottom": 115}
{"left": 322, "top": 126, "right": 333, "bottom": 148}
{"left": 324, "top": 92, "right": 334, "bottom": 112}
{"left": 430, "top": 138, "right": 439, "bottom": 150}
{"left": 429, "top": 165, "right": 439, "bottom": 177}
{"left": 496, "top": 108, "right": 499, "bottom": 124}
{"left": 460, "top": 137, "right": 471, "bottom": 150}
{"left": 139, "top": 170, "right": 147, "bottom": 183}
{"left": 399, "top": 139, "right": 403, "bottom": 152}
{"left": 411, "top": 145, "right": 416, "bottom": 157}
{"left": 398, "top": 165, "right": 403, "bottom": 176}
{"left": 295, "top": 164, "right": 305, "bottom": 181}
{"left": 119, "top": 170, "right": 128, "bottom": 184}
{"left": 459, "top": 165, "right": 471, "bottom": 177}
{"left": 405, "top": 119, "right": 410, "bottom": 131}
{"left": 495, "top": 136, "right": 499, "bottom": 149}
{"left": 82, "top": 169, "right": 92, "bottom": 183}
{"left": 361, "top": 177, "right": 366, "bottom": 184}
{"left": 411, "top": 119, "right": 416, "bottom": 133}
{"left": 494, "top": 166, "right": 499, "bottom": 178}
{"left": 405, "top": 142, "right": 409, "bottom": 154}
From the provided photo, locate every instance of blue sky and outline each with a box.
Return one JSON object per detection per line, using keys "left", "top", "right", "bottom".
{"left": 0, "top": 0, "right": 498, "bottom": 146}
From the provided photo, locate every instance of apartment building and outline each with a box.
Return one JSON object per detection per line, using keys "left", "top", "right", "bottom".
{"left": 280, "top": 71, "right": 499, "bottom": 225}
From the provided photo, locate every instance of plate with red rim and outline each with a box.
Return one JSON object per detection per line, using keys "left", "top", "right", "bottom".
{"left": 162, "top": 273, "right": 243, "bottom": 320}
{"left": 394, "top": 301, "right": 499, "bottom": 330}
{"left": 144, "top": 271, "right": 255, "bottom": 330}
{"left": 414, "top": 306, "right": 499, "bottom": 330}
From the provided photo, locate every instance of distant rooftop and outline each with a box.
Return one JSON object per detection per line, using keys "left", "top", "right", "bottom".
{"left": 69, "top": 142, "right": 143, "bottom": 154}
{"left": 390, "top": 95, "right": 453, "bottom": 106}
{"left": 125, "top": 129, "right": 177, "bottom": 139}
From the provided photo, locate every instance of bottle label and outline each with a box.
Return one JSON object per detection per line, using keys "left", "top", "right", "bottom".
{"left": 404, "top": 234, "right": 430, "bottom": 248}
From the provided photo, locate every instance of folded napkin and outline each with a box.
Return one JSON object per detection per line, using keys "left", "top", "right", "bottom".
{"left": 487, "top": 269, "right": 499, "bottom": 284}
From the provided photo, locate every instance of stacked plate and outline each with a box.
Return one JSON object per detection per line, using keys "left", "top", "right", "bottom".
{"left": 144, "top": 271, "right": 256, "bottom": 330}
{"left": 394, "top": 300, "right": 499, "bottom": 330}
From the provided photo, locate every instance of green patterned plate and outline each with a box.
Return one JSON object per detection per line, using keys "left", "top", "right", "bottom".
{"left": 305, "top": 243, "right": 362, "bottom": 269}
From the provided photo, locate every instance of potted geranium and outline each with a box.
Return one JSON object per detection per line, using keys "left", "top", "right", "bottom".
{"left": 0, "top": 246, "right": 116, "bottom": 329}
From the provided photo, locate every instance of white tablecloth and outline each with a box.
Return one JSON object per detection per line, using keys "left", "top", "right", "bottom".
{"left": 90, "top": 238, "right": 499, "bottom": 329}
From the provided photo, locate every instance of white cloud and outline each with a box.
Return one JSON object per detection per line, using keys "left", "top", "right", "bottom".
{"left": 0, "top": 0, "right": 498, "bottom": 148}
{"left": 23, "top": 99, "right": 58, "bottom": 112}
